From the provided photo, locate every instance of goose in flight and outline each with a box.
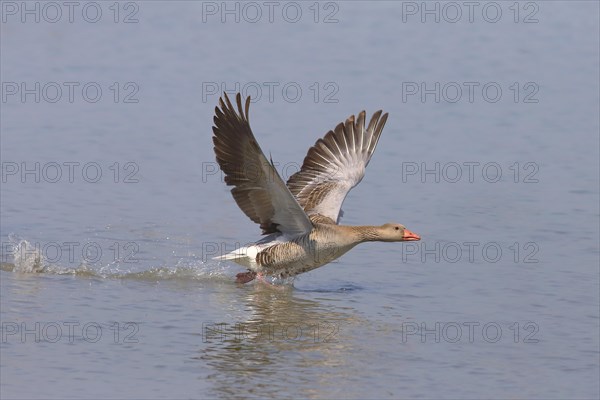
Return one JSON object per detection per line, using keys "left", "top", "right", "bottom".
{"left": 212, "top": 93, "right": 420, "bottom": 283}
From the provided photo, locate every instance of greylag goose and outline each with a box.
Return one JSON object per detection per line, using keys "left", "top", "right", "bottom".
{"left": 212, "top": 93, "right": 420, "bottom": 283}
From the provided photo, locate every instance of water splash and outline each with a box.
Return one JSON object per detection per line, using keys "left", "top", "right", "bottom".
{"left": 2, "top": 235, "right": 303, "bottom": 287}
{"left": 6, "top": 234, "right": 46, "bottom": 273}
{"left": 1, "top": 234, "right": 232, "bottom": 282}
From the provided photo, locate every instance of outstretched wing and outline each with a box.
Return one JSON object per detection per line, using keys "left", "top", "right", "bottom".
{"left": 286, "top": 110, "right": 388, "bottom": 223}
{"left": 212, "top": 93, "right": 312, "bottom": 236}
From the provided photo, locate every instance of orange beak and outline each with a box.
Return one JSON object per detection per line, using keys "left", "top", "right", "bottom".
{"left": 403, "top": 229, "right": 421, "bottom": 241}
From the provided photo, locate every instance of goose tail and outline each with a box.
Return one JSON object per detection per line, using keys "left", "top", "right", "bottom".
{"left": 212, "top": 245, "right": 260, "bottom": 269}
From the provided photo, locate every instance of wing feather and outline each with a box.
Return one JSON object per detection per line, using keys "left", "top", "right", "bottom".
{"left": 212, "top": 93, "right": 312, "bottom": 236}
{"left": 286, "top": 110, "right": 388, "bottom": 223}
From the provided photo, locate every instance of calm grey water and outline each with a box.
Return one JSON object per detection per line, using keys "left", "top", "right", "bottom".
{"left": 1, "top": 1, "right": 599, "bottom": 399}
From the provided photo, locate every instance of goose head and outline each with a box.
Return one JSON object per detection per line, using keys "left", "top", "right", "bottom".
{"left": 378, "top": 223, "right": 421, "bottom": 242}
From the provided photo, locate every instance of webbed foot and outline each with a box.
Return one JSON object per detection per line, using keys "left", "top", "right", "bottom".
{"left": 235, "top": 271, "right": 257, "bottom": 284}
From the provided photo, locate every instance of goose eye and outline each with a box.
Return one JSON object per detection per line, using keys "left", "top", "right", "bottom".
{"left": 394, "top": 227, "right": 399, "bottom": 231}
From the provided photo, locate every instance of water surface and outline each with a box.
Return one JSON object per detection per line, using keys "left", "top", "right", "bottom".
{"left": 1, "top": 1, "right": 599, "bottom": 398}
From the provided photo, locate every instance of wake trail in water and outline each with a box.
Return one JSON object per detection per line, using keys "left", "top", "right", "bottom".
{"left": 1, "top": 235, "right": 233, "bottom": 282}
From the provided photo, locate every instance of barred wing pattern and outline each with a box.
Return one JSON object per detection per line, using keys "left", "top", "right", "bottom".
{"left": 286, "top": 110, "right": 388, "bottom": 223}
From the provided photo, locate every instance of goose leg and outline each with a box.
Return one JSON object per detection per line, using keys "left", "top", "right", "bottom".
{"left": 235, "top": 271, "right": 257, "bottom": 284}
